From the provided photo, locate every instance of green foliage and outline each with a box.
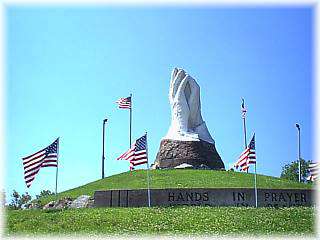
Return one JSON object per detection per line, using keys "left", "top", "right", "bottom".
{"left": 280, "top": 159, "right": 312, "bottom": 182}
{"left": 8, "top": 190, "right": 20, "bottom": 210}
{"left": 8, "top": 189, "right": 55, "bottom": 209}
{"left": 39, "top": 169, "right": 312, "bottom": 205}
{"left": 33, "top": 190, "right": 55, "bottom": 207}
{"left": 36, "top": 190, "right": 55, "bottom": 200}
{"left": 20, "top": 192, "right": 32, "bottom": 208}
{"left": 8, "top": 190, "right": 31, "bottom": 210}
{"left": 5, "top": 207, "right": 315, "bottom": 235}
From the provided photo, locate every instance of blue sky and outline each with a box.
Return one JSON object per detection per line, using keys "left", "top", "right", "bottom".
{"left": 4, "top": 6, "right": 313, "bottom": 198}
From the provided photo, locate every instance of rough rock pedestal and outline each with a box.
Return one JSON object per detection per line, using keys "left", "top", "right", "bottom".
{"left": 153, "top": 139, "right": 225, "bottom": 170}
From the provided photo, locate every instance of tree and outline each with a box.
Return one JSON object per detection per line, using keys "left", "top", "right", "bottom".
{"left": 19, "top": 192, "right": 32, "bottom": 209}
{"left": 35, "top": 190, "right": 54, "bottom": 200}
{"left": 9, "top": 190, "right": 21, "bottom": 209}
{"left": 280, "top": 158, "right": 311, "bottom": 182}
{"left": 34, "top": 190, "right": 55, "bottom": 206}
{"left": 7, "top": 189, "right": 54, "bottom": 209}
{"left": 8, "top": 190, "right": 32, "bottom": 209}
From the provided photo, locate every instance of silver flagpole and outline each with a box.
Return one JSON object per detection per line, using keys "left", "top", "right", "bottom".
{"left": 295, "top": 123, "right": 301, "bottom": 182}
{"left": 145, "top": 132, "right": 151, "bottom": 207}
{"left": 254, "top": 162, "right": 258, "bottom": 208}
{"left": 129, "top": 94, "right": 132, "bottom": 148}
{"left": 241, "top": 98, "right": 249, "bottom": 173}
{"left": 55, "top": 137, "right": 60, "bottom": 196}
{"left": 102, "top": 118, "right": 108, "bottom": 179}
{"left": 254, "top": 134, "right": 258, "bottom": 207}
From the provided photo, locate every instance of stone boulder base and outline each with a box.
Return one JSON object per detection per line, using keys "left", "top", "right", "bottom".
{"left": 70, "top": 195, "right": 91, "bottom": 209}
{"left": 42, "top": 197, "right": 73, "bottom": 210}
{"left": 154, "top": 139, "right": 225, "bottom": 170}
{"left": 41, "top": 196, "right": 94, "bottom": 210}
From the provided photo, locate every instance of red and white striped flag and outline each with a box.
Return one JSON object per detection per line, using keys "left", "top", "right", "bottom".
{"left": 235, "top": 134, "right": 256, "bottom": 171}
{"left": 307, "top": 162, "right": 319, "bottom": 181}
{"left": 22, "top": 138, "right": 59, "bottom": 188}
{"left": 117, "top": 134, "right": 148, "bottom": 168}
{"left": 116, "top": 96, "right": 131, "bottom": 109}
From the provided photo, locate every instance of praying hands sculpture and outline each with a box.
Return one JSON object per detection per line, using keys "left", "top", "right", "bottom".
{"left": 164, "top": 68, "right": 215, "bottom": 144}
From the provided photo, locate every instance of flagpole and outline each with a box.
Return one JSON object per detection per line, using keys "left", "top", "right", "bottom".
{"left": 129, "top": 93, "right": 133, "bottom": 173}
{"left": 242, "top": 98, "right": 248, "bottom": 173}
{"left": 296, "top": 123, "right": 301, "bottom": 182}
{"left": 102, "top": 118, "right": 108, "bottom": 179}
{"left": 243, "top": 118, "right": 247, "bottom": 149}
{"left": 145, "top": 132, "right": 151, "bottom": 207}
{"left": 253, "top": 134, "right": 258, "bottom": 207}
{"left": 254, "top": 162, "right": 258, "bottom": 208}
{"left": 55, "top": 137, "right": 60, "bottom": 196}
{"left": 129, "top": 93, "right": 132, "bottom": 148}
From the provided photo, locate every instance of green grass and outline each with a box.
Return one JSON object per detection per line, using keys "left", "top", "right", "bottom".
{"left": 5, "top": 207, "right": 315, "bottom": 236}
{"left": 6, "top": 170, "right": 315, "bottom": 236}
{"left": 40, "top": 169, "right": 312, "bottom": 205}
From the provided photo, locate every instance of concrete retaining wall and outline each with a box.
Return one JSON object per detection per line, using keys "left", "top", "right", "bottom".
{"left": 94, "top": 188, "right": 314, "bottom": 208}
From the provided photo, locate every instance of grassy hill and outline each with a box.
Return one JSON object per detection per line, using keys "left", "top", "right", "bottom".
{"left": 40, "top": 169, "right": 312, "bottom": 204}
{"left": 6, "top": 170, "right": 315, "bottom": 236}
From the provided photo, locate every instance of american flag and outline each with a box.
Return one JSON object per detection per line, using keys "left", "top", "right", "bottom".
{"left": 116, "top": 96, "right": 131, "bottom": 109}
{"left": 235, "top": 134, "right": 256, "bottom": 171}
{"left": 241, "top": 98, "right": 247, "bottom": 119}
{"left": 22, "top": 138, "right": 59, "bottom": 188}
{"left": 307, "top": 162, "right": 319, "bottom": 181}
{"left": 117, "top": 134, "right": 148, "bottom": 168}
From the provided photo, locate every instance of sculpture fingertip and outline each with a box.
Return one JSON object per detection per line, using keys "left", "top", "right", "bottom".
{"left": 171, "top": 68, "right": 179, "bottom": 80}
{"left": 176, "top": 68, "right": 186, "bottom": 80}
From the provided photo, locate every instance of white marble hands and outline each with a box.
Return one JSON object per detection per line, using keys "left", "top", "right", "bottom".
{"left": 164, "top": 68, "right": 215, "bottom": 144}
